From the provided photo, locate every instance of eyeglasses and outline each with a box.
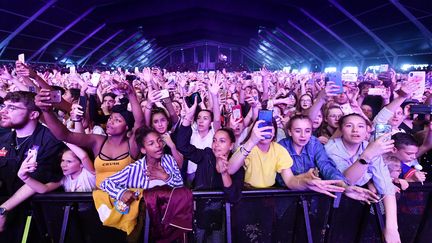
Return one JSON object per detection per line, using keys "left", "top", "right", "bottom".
{"left": 0, "top": 104, "right": 28, "bottom": 112}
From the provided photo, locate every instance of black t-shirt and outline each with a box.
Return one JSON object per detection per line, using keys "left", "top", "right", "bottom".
{"left": 0, "top": 123, "right": 65, "bottom": 196}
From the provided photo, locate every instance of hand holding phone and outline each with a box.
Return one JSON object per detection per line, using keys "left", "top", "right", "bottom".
{"left": 47, "top": 90, "right": 62, "bottom": 103}
{"left": 258, "top": 109, "right": 273, "bottom": 139}
{"left": 18, "top": 53, "right": 25, "bottom": 63}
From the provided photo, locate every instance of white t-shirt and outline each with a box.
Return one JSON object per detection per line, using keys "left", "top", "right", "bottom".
{"left": 187, "top": 122, "right": 215, "bottom": 173}
{"left": 62, "top": 168, "right": 96, "bottom": 192}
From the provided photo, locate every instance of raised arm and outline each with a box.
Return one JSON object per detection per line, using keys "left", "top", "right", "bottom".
{"left": 17, "top": 155, "right": 61, "bottom": 193}
{"left": 305, "top": 82, "right": 338, "bottom": 121}
{"left": 208, "top": 74, "right": 222, "bottom": 130}
{"left": 343, "top": 135, "right": 394, "bottom": 185}
{"left": 35, "top": 89, "right": 102, "bottom": 154}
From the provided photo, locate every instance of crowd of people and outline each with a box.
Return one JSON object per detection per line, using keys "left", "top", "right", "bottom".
{"left": 0, "top": 59, "right": 431, "bottom": 243}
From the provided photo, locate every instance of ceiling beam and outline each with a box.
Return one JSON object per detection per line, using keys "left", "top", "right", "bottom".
{"left": 77, "top": 29, "right": 123, "bottom": 66}
{"left": 106, "top": 36, "right": 148, "bottom": 66}
{"left": 329, "top": 0, "right": 397, "bottom": 65}
{"left": 275, "top": 27, "right": 324, "bottom": 65}
{"left": 28, "top": 7, "right": 94, "bottom": 61}
{"left": 390, "top": 0, "right": 432, "bottom": 49}
{"left": 257, "top": 34, "right": 303, "bottom": 64}
{"left": 288, "top": 21, "right": 341, "bottom": 62}
{"left": 0, "top": 0, "right": 57, "bottom": 55}
{"left": 94, "top": 31, "right": 140, "bottom": 65}
{"left": 263, "top": 30, "right": 311, "bottom": 64}
{"left": 59, "top": 23, "right": 106, "bottom": 63}
{"left": 116, "top": 40, "right": 154, "bottom": 67}
{"left": 299, "top": 8, "right": 363, "bottom": 63}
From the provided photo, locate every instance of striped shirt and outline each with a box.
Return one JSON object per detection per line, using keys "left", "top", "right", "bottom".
{"left": 100, "top": 154, "right": 183, "bottom": 200}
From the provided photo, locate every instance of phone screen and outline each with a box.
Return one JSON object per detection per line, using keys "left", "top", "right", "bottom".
{"left": 18, "top": 53, "right": 25, "bottom": 63}
{"left": 159, "top": 89, "right": 170, "bottom": 99}
{"left": 90, "top": 73, "right": 101, "bottom": 86}
{"left": 232, "top": 105, "right": 243, "bottom": 121}
{"left": 186, "top": 92, "right": 202, "bottom": 107}
{"left": 258, "top": 109, "right": 273, "bottom": 139}
{"left": 408, "top": 71, "right": 425, "bottom": 101}
{"left": 374, "top": 124, "right": 391, "bottom": 140}
{"left": 327, "top": 72, "right": 343, "bottom": 94}
{"left": 48, "top": 90, "right": 62, "bottom": 103}
{"left": 78, "top": 96, "right": 87, "bottom": 116}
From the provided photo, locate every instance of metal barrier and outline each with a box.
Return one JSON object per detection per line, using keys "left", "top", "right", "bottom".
{"left": 28, "top": 183, "right": 432, "bottom": 243}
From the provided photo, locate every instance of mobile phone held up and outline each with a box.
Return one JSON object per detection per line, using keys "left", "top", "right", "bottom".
{"left": 18, "top": 53, "right": 25, "bottom": 63}
{"left": 78, "top": 96, "right": 87, "bottom": 117}
{"left": 258, "top": 109, "right": 273, "bottom": 139}
{"left": 326, "top": 72, "right": 343, "bottom": 94}
{"left": 47, "top": 90, "right": 62, "bottom": 103}
{"left": 186, "top": 92, "right": 202, "bottom": 107}
{"left": 374, "top": 124, "right": 391, "bottom": 140}
{"left": 159, "top": 89, "right": 170, "bottom": 99}
{"left": 232, "top": 105, "right": 243, "bottom": 122}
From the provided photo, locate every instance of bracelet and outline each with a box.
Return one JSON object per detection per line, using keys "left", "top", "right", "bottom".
{"left": 239, "top": 145, "right": 250, "bottom": 157}
{"left": 71, "top": 119, "right": 82, "bottom": 122}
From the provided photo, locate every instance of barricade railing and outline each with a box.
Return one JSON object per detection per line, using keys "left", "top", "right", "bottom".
{"left": 27, "top": 183, "right": 432, "bottom": 243}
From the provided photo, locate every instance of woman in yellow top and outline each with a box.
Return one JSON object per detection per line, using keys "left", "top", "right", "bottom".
{"left": 228, "top": 117, "right": 345, "bottom": 196}
{"left": 35, "top": 83, "right": 143, "bottom": 188}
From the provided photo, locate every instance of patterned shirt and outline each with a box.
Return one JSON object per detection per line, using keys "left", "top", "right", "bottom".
{"left": 100, "top": 154, "right": 183, "bottom": 200}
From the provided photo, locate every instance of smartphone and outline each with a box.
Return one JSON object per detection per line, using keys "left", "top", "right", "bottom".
{"left": 374, "top": 124, "right": 392, "bottom": 140}
{"left": 327, "top": 72, "right": 343, "bottom": 94}
{"left": 408, "top": 71, "right": 426, "bottom": 101}
{"left": 78, "top": 96, "right": 87, "bottom": 117}
{"left": 27, "top": 145, "right": 39, "bottom": 164}
{"left": 232, "top": 105, "right": 243, "bottom": 121}
{"left": 90, "top": 73, "right": 101, "bottom": 86}
{"left": 134, "top": 67, "right": 139, "bottom": 73}
{"left": 48, "top": 90, "right": 62, "bottom": 103}
{"left": 368, "top": 88, "right": 386, "bottom": 96}
{"left": 159, "top": 89, "right": 170, "bottom": 99}
{"left": 410, "top": 105, "right": 432, "bottom": 114}
{"left": 186, "top": 92, "right": 202, "bottom": 107}
{"left": 340, "top": 103, "right": 354, "bottom": 115}
{"left": 125, "top": 74, "right": 136, "bottom": 85}
{"left": 69, "top": 65, "right": 76, "bottom": 74}
{"left": 18, "top": 53, "right": 25, "bottom": 63}
{"left": 379, "top": 64, "right": 389, "bottom": 73}
{"left": 258, "top": 109, "right": 273, "bottom": 139}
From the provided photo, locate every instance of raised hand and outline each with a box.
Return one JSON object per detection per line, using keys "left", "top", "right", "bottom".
{"left": 249, "top": 120, "right": 274, "bottom": 145}
{"left": 208, "top": 75, "right": 222, "bottom": 95}
{"left": 70, "top": 104, "right": 84, "bottom": 121}
{"left": 35, "top": 89, "right": 54, "bottom": 112}
{"left": 18, "top": 154, "right": 37, "bottom": 181}
{"left": 0, "top": 66, "right": 12, "bottom": 81}
{"left": 215, "top": 154, "right": 229, "bottom": 174}
{"left": 148, "top": 90, "right": 163, "bottom": 104}
{"left": 362, "top": 133, "right": 395, "bottom": 161}
{"left": 161, "top": 132, "right": 175, "bottom": 149}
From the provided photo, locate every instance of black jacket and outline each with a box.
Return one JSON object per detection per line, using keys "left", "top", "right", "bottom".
{"left": 175, "top": 124, "right": 244, "bottom": 203}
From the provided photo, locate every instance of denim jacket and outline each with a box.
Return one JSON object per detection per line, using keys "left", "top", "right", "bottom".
{"left": 278, "top": 136, "right": 345, "bottom": 181}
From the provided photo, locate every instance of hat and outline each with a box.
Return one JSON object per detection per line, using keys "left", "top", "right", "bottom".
{"left": 112, "top": 105, "right": 135, "bottom": 131}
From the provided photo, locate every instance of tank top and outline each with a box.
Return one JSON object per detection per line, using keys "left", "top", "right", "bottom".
{"left": 94, "top": 136, "right": 134, "bottom": 187}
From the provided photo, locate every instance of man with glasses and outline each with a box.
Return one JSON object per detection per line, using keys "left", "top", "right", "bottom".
{"left": 0, "top": 91, "right": 65, "bottom": 242}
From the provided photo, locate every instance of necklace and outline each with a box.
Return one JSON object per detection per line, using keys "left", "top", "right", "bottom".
{"left": 15, "top": 136, "right": 31, "bottom": 150}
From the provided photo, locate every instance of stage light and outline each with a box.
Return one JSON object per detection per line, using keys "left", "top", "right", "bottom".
{"left": 324, "top": 67, "right": 337, "bottom": 73}
{"left": 300, "top": 67, "right": 308, "bottom": 74}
